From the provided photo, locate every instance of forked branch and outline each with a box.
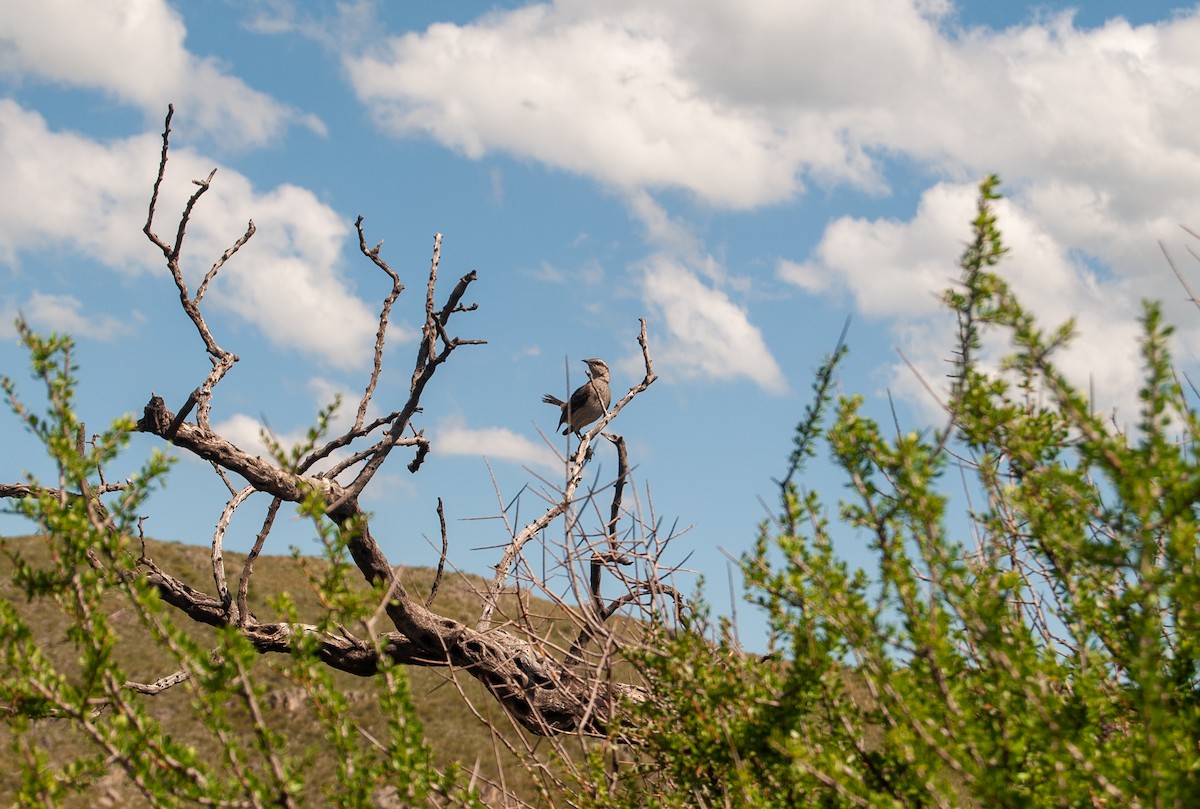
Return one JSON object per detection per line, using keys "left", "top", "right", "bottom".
{"left": 477, "top": 319, "right": 657, "bottom": 632}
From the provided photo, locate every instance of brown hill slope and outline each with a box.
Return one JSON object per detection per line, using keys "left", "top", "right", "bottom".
{"left": 0, "top": 534, "right": 599, "bottom": 807}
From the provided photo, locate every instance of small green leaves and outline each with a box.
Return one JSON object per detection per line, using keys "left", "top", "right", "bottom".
{"left": 585, "top": 177, "right": 1200, "bottom": 808}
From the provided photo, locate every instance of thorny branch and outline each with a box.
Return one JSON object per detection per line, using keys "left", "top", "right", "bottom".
{"left": 477, "top": 319, "right": 658, "bottom": 633}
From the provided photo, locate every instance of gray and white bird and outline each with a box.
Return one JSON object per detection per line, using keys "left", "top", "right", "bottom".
{"left": 542, "top": 358, "right": 611, "bottom": 437}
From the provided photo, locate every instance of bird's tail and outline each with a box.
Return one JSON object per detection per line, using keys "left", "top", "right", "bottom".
{"left": 542, "top": 394, "right": 565, "bottom": 406}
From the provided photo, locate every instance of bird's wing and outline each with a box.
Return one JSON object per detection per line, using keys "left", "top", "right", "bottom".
{"left": 565, "top": 382, "right": 594, "bottom": 414}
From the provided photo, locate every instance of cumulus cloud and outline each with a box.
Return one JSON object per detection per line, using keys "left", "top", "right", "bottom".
{"left": 786, "top": 180, "right": 1152, "bottom": 420}
{"left": 434, "top": 416, "right": 559, "bottom": 470}
{"left": 345, "top": 5, "right": 809, "bottom": 207}
{"left": 638, "top": 256, "right": 787, "bottom": 393}
{"left": 20, "top": 292, "right": 136, "bottom": 341}
{"left": 339, "top": 1, "right": 1200, "bottom": 402}
{"left": 0, "top": 102, "right": 377, "bottom": 364}
{"left": 342, "top": 2, "right": 1200, "bottom": 270}
{"left": 0, "top": 0, "right": 319, "bottom": 147}
{"left": 0, "top": 101, "right": 159, "bottom": 270}
{"left": 189, "top": 178, "right": 380, "bottom": 363}
{"left": 625, "top": 191, "right": 785, "bottom": 392}
{"left": 347, "top": 3, "right": 1200, "bottom": 202}
{"left": 776, "top": 259, "right": 833, "bottom": 295}
{"left": 785, "top": 183, "right": 980, "bottom": 320}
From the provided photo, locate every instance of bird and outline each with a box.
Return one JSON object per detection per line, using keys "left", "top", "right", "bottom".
{"left": 542, "top": 358, "right": 611, "bottom": 437}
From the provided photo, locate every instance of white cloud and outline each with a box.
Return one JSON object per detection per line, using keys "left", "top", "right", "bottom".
{"left": 776, "top": 259, "right": 832, "bottom": 295}
{"left": 243, "top": 0, "right": 377, "bottom": 54}
{"left": 345, "top": 5, "right": 808, "bottom": 208}
{"left": 0, "top": 102, "right": 377, "bottom": 365}
{"left": 342, "top": 2, "right": 1200, "bottom": 263}
{"left": 338, "top": 1, "right": 1200, "bottom": 405}
{"left": 21, "top": 292, "right": 136, "bottom": 341}
{"left": 787, "top": 180, "right": 1153, "bottom": 420}
{"left": 525, "top": 257, "right": 605, "bottom": 285}
{"left": 638, "top": 256, "right": 786, "bottom": 393}
{"left": 795, "top": 182, "right": 979, "bottom": 319}
{"left": 0, "top": 101, "right": 158, "bottom": 270}
{"left": 625, "top": 190, "right": 785, "bottom": 392}
{"left": 434, "top": 416, "right": 559, "bottom": 470}
{"left": 0, "top": 0, "right": 318, "bottom": 147}
{"left": 210, "top": 413, "right": 277, "bottom": 462}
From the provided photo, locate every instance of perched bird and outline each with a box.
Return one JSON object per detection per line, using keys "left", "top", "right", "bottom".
{"left": 542, "top": 358, "right": 611, "bottom": 437}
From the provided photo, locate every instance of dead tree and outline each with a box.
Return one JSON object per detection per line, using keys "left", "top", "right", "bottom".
{"left": 5, "top": 105, "right": 680, "bottom": 739}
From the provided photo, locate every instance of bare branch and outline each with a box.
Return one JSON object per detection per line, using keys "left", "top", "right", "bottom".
{"left": 604, "top": 433, "right": 630, "bottom": 551}
{"left": 196, "top": 221, "right": 255, "bottom": 305}
{"left": 333, "top": 255, "right": 484, "bottom": 505}
{"left": 142, "top": 104, "right": 175, "bottom": 255}
{"left": 140, "top": 105, "right": 246, "bottom": 430}
{"left": 1162, "top": 239, "right": 1200, "bottom": 313}
{"left": 427, "top": 497, "right": 449, "bottom": 607}
{"left": 478, "top": 319, "right": 657, "bottom": 632}
{"left": 137, "top": 396, "right": 317, "bottom": 502}
{"left": 0, "top": 481, "right": 127, "bottom": 501}
{"left": 237, "top": 496, "right": 281, "bottom": 627}
{"left": 306, "top": 216, "right": 406, "bottom": 459}
{"left": 211, "top": 484, "right": 256, "bottom": 619}
{"left": 125, "top": 669, "right": 191, "bottom": 695}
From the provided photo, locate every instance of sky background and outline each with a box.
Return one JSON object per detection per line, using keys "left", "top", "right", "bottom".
{"left": 2, "top": 0, "right": 1200, "bottom": 648}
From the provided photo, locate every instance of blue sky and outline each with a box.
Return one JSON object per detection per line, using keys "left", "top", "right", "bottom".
{"left": 2, "top": 1, "right": 1199, "bottom": 647}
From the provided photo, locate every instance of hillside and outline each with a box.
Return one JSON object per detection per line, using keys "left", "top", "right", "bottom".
{"left": 0, "top": 534, "right": 599, "bottom": 807}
